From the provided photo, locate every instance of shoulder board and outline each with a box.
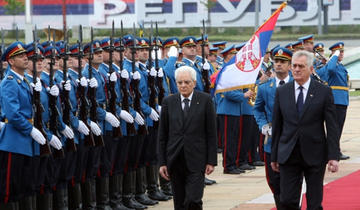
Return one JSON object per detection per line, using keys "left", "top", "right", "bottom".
{"left": 259, "top": 78, "right": 270, "bottom": 85}
{"left": 7, "top": 75, "right": 13, "bottom": 80}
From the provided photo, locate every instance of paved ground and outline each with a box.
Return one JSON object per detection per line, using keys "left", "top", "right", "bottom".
{"left": 152, "top": 98, "right": 360, "bottom": 210}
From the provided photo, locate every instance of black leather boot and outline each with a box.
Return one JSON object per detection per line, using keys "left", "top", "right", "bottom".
{"left": 53, "top": 186, "right": 68, "bottom": 210}
{"left": 96, "top": 177, "right": 112, "bottom": 210}
{"left": 135, "top": 167, "right": 158, "bottom": 206}
{"left": 68, "top": 183, "right": 82, "bottom": 210}
{"left": 0, "top": 202, "right": 19, "bottom": 210}
{"left": 109, "top": 174, "right": 133, "bottom": 210}
{"left": 37, "top": 192, "right": 53, "bottom": 210}
{"left": 159, "top": 176, "right": 173, "bottom": 196}
{"left": 123, "top": 171, "right": 147, "bottom": 209}
{"left": 19, "top": 196, "right": 33, "bottom": 210}
{"left": 146, "top": 165, "right": 171, "bottom": 201}
{"left": 81, "top": 179, "right": 96, "bottom": 210}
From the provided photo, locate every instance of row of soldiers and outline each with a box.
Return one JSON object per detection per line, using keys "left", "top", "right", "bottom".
{"left": 0, "top": 24, "right": 225, "bottom": 210}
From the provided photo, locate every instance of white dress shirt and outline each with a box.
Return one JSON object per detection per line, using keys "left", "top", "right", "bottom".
{"left": 180, "top": 91, "right": 194, "bottom": 110}
{"left": 275, "top": 75, "right": 290, "bottom": 87}
{"left": 294, "top": 78, "right": 311, "bottom": 103}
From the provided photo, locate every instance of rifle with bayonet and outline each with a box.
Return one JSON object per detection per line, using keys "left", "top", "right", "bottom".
{"left": 32, "top": 26, "right": 52, "bottom": 157}
{"left": 61, "top": 28, "right": 77, "bottom": 152}
{"left": 130, "top": 23, "right": 147, "bottom": 135}
{"left": 147, "top": 22, "right": 158, "bottom": 129}
{"left": 201, "top": 20, "right": 211, "bottom": 93}
{"left": 108, "top": 20, "right": 122, "bottom": 138}
{"left": 15, "top": 26, "right": 18, "bottom": 41}
{"left": 119, "top": 21, "right": 136, "bottom": 136}
{"left": 154, "top": 22, "right": 165, "bottom": 105}
{"left": 88, "top": 27, "right": 105, "bottom": 147}
{"left": 0, "top": 29, "right": 4, "bottom": 80}
{"left": 48, "top": 27, "right": 65, "bottom": 158}
{"left": 77, "top": 25, "right": 95, "bottom": 147}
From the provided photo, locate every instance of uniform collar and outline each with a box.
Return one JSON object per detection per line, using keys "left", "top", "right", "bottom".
{"left": 10, "top": 69, "right": 24, "bottom": 80}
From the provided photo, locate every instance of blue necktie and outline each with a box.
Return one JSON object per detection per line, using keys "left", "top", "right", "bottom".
{"left": 183, "top": 98, "right": 190, "bottom": 119}
{"left": 297, "top": 86, "right": 304, "bottom": 113}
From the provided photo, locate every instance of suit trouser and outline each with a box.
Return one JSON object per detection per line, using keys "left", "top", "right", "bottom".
{"left": 98, "top": 131, "right": 120, "bottom": 177}
{"left": 218, "top": 114, "right": 241, "bottom": 171}
{"left": 140, "top": 127, "right": 159, "bottom": 167}
{"left": 335, "top": 104, "right": 347, "bottom": 155}
{"left": 264, "top": 152, "right": 280, "bottom": 196}
{"left": 113, "top": 136, "right": 130, "bottom": 175}
{"left": 169, "top": 151, "right": 204, "bottom": 210}
{"left": 279, "top": 143, "right": 326, "bottom": 210}
{"left": 0, "top": 151, "right": 31, "bottom": 203}
{"left": 238, "top": 115, "right": 254, "bottom": 166}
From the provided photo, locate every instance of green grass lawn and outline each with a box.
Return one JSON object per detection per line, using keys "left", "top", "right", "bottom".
{"left": 350, "top": 90, "right": 360, "bottom": 97}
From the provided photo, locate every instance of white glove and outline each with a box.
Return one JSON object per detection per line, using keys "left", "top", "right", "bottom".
{"left": 203, "top": 61, "right": 210, "bottom": 71}
{"left": 121, "top": 69, "right": 129, "bottom": 79}
{"left": 267, "top": 126, "right": 272, "bottom": 136}
{"left": 49, "top": 135, "right": 62, "bottom": 150}
{"left": 261, "top": 124, "right": 270, "bottom": 136}
{"left": 132, "top": 71, "right": 141, "bottom": 80}
{"left": 150, "top": 67, "right": 157, "bottom": 77}
{"left": 48, "top": 85, "right": 59, "bottom": 96}
{"left": 30, "top": 127, "right": 46, "bottom": 145}
{"left": 333, "top": 50, "right": 340, "bottom": 57}
{"left": 167, "top": 46, "right": 178, "bottom": 57}
{"left": 151, "top": 49, "right": 162, "bottom": 60}
{"left": 0, "top": 122, "right": 5, "bottom": 130}
{"left": 149, "top": 108, "right": 159, "bottom": 121}
{"left": 79, "top": 76, "right": 88, "bottom": 87}
{"left": 61, "top": 125, "right": 74, "bottom": 139}
{"left": 30, "top": 79, "right": 42, "bottom": 92}
{"left": 119, "top": 110, "right": 134, "bottom": 123}
{"left": 109, "top": 72, "right": 117, "bottom": 82}
{"left": 105, "top": 112, "right": 120, "bottom": 127}
{"left": 90, "top": 121, "right": 102, "bottom": 136}
{"left": 63, "top": 80, "right": 71, "bottom": 91}
{"left": 135, "top": 112, "right": 145, "bottom": 125}
{"left": 157, "top": 68, "right": 164, "bottom": 78}
{"left": 89, "top": 77, "right": 98, "bottom": 88}
{"left": 157, "top": 105, "right": 161, "bottom": 114}
{"left": 77, "top": 120, "right": 90, "bottom": 135}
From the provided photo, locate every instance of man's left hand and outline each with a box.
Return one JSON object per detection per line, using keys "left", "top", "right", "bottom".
{"left": 328, "top": 160, "right": 339, "bottom": 173}
{"left": 205, "top": 164, "right": 214, "bottom": 175}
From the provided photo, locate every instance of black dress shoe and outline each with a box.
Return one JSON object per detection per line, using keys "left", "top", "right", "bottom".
{"left": 339, "top": 154, "right": 350, "bottom": 160}
{"left": 204, "top": 177, "right": 216, "bottom": 185}
{"left": 251, "top": 161, "right": 265, "bottom": 166}
{"left": 238, "top": 164, "right": 256, "bottom": 170}
{"left": 135, "top": 194, "right": 158, "bottom": 206}
{"left": 223, "top": 168, "right": 245, "bottom": 174}
{"left": 147, "top": 191, "right": 171, "bottom": 201}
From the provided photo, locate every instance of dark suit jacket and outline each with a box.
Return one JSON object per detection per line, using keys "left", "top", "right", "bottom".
{"left": 158, "top": 90, "right": 217, "bottom": 172}
{"left": 271, "top": 79, "right": 339, "bottom": 166}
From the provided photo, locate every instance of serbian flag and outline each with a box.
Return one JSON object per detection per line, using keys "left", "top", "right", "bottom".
{"left": 214, "top": 2, "right": 287, "bottom": 94}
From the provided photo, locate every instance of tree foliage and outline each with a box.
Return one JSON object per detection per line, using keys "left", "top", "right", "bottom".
{"left": 4, "top": 0, "right": 25, "bottom": 16}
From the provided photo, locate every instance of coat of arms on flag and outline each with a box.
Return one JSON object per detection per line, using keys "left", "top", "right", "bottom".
{"left": 213, "top": 1, "right": 287, "bottom": 94}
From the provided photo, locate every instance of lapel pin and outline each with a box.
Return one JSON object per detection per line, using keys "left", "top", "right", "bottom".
{"left": 310, "top": 94, "right": 313, "bottom": 97}
{"left": 197, "top": 102, "right": 199, "bottom": 105}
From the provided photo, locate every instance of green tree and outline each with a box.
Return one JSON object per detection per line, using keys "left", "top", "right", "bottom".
{"left": 4, "top": 0, "right": 25, "bottom": 30}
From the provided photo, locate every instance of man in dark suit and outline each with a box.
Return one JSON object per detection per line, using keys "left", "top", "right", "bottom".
{"left": 271, "top": 50, "right": 340, "bottom": 210}
{"left": 158, "top": 65, "right": 217, "bottom": 210}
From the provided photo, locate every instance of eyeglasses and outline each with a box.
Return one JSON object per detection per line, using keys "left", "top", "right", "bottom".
{"left": 176, "top": 80, "right": 192, "bottom": 85}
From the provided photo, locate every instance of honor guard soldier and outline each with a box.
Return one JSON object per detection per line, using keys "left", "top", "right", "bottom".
{"left": 284, "top": 43, "right": 294, "bottom": 52}
{"left": 67, "top": 43, "right": 102, "bottom": 209}
{"left": 253, "top": 47, "right": 293, "bottom": 209}
{"left": 269, "top": 44, "right": 280, "bottom": 61}
{"left": 162, "top": 37, "right": 180, "bottom": 94}
{"left": 235, "top": 43, "right": 245, "bottom": 52}
{"left": 212, "top": 41, "right": 227, "bottom": 66}
{"left": 178, "top": 36, "right": 205, "bottom": 91}
{"left": 121, "top": 34, "right": 154, "bottom": 210}
{"left": 208, "top": 47, "right": 220, "bottom": 72}
{"left": 327, "top": 42, "right": 350, "bottom": 160}
{"left": 314, "top": 43, "right": 328, "bottom": 82}
{"left": 0, "top": 42, "right": 47, "bottom": 210}
{"left": 220, "top": 45, "right": 237, "bottom": 64}
{"left": 292, "top": 40, "right": 305, "bottom": 52}
{"left": 298, "top": 34, "right": 314, "bottom": 52}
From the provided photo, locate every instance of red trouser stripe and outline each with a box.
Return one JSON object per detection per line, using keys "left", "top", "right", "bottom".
{"left": 4, "top": 152, "right": 12, "bottom": 204}
{"left": 259, "top": 134, "right": 264, "bottom": 161}
{"left": 222, "top": 116, "right": 228, "bottom": 171}
{"left": 236, "top": 116, "right": 243, "bottom": 167}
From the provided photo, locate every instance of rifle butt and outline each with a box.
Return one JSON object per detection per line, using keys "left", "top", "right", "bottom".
{"left": 84, "top": 132, "right": 95, "bottom": 147}
{"left": 113, "top": 126, "right": 123, "bottom": 138}
{"left": 126, "top": 123, "right": 137, "bottom": 136}
{"left": 94, "top": 135, "right": 105, "bottom": 147}
{"left": 40, "top": 143, "right": 52, "bottom": 157}
{"left": 66, "top": 138, "right": 77, "bottom": 152}
{"left": 52, "top": 148, "right": 65, "bottom": 159}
